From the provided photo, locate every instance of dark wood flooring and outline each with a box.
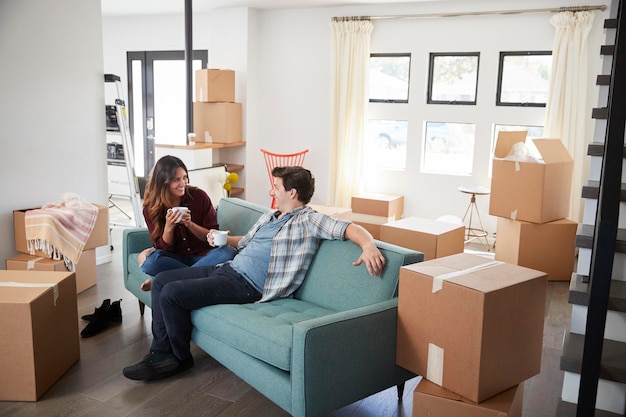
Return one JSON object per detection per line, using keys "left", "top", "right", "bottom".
{"left": 0, "top": 228, "right": 570, "bottom": 416}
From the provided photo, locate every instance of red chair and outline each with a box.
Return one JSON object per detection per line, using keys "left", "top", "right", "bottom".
{"left": 261, "top": 148, "right": 309, "bottom": 208}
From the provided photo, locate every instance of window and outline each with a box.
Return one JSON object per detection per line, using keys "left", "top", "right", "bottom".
{"left": 422, "top": 121, "right": 476, "bottom": 175}
{"left": 427, "top": 53, "right": 480, "bottom": 105}
{"left": 369, "top": 53, "right": 411, "bottom": 103}
{"left": 496, "top": 51, "right": 552, "bottom": 107}
{"left": 365, "top": 119, "right": 408, "bottom": 169}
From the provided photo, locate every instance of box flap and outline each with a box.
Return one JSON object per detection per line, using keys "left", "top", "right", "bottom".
{"left": 532, "top": 138, "right": 573, "bottom": 163}
{"left": 494, "top": 131, "right": 528, "bottom": 159}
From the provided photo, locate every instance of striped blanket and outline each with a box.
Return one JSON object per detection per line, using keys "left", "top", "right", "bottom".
{"left": 25, "top": 193, "right": 99, "bottom": 270}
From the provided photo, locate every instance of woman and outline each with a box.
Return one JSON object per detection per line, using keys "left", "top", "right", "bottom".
{"left": 139, "top": 155, "right": 236, "bottom": 290}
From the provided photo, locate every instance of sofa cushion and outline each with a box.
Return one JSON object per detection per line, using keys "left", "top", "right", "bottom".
{"left": 191, "top": 298, "right": 335, "bottom": 371}
{"left": 217, "top": 198, "right": 268, "bottom": 236}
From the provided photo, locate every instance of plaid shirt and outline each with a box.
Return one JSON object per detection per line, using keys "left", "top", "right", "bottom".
{"left": 237, "top": 205, "right": 350, "bottom": 302}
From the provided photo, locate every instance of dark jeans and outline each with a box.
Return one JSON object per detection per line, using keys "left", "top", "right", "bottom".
{"left": 150, "top": 263, "right": 261, "bottom": 360}
{"left": 141, "top": 246, "right": 237, "bottom": 276}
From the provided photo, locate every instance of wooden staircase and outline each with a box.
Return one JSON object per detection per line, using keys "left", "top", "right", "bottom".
{"left": 557, "top": 0, "right": 626, "bottom": 415}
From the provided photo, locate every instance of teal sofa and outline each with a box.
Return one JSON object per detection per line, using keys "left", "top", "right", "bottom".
{"left": 122, "top": 197, "right": 423, "bottom": 417}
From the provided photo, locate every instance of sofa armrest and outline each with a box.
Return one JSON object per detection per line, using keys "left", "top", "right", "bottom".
{"left": 122, "top": 227, "right": 151, "bottom": 281}
{"left": 291, "top": 299, "right": 415, "bottom": 417}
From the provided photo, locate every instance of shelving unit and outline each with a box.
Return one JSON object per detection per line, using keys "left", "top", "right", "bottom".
{"left": 155, "top": 141, "right": 246, "bottom": 200}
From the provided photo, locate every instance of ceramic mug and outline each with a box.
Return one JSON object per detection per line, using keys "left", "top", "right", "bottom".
{"left": 212, "top": 230, "right": 228, "bottom": 246}
{"left": 168, "top": 206, "right": 189, "bottom": 223}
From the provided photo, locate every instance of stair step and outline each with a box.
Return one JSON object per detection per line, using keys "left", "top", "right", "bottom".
{"left": 597, "top": 74, "right": 611, "bottom": 85}
{"left": 601, "top": 45, "right": 615, "bottom": 56}
{"left": 587, "top": 142, "right": 626, "bottom": 157}
{"left": 604, "top": 18, "right": 618, "bottom": 29}
{"left": 581, "top": 180, "right": 626, "bottom": 201}
{"left": 592, "top": 107, "right": 609, "bottom": 119}
{"left": 560, "top": 331, "right": 626, "bottom": 384}
{"left": 568, "top": 273, "right": 626, "bottom": 312}
{"left": 576, "top": 224, "right": 626, "bottom": 253}
{"left": 557, "top": 400, "right": 623, "bottom": 417}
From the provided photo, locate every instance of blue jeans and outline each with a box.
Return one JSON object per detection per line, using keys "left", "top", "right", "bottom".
{"left": 140, "top": 246, "right": 237, "bottom": 276}
{"left": 150, "top": 263, "right": 261, "bottom": 360}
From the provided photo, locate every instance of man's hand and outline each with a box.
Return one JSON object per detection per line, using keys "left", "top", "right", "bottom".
{"left": 353, "top": 241, "right": 386, "bottom": 276}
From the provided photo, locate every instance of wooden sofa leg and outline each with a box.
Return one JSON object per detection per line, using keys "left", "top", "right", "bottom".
{"left": 397, "top": 382, "right": 405, "bottom": 401}
{"left": 139, "top": 300, "right": 146, "bottom": 316}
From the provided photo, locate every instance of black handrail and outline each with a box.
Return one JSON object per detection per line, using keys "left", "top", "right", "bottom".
{"left": 578, "top": 0, "right": 626, "bottom": 415}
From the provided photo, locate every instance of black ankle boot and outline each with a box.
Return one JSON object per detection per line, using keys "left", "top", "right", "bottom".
{"left": 81, "top": 299, "right": 110, "bottom": 321}
{"left": 80, "top": 299, "right": 122, "bottom": 338}
{"left": 81, "top": 299, "right": 122, "bottom": 322}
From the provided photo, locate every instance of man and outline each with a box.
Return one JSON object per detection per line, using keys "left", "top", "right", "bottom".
{"left": 123, "top": 166, "right": 386, "bottom": 381}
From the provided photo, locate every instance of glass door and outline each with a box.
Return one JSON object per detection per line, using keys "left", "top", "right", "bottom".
{"left": 127, "top": 50, "right": 208, "bottom": 179}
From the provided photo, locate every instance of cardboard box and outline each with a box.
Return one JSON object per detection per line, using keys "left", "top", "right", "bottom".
{"left": 5, "top": 254, "right": 67, "bottom": 272}
{"left": 413, "top": 378, "right": 523, "bottom": 417}
{"left": 193, "top": 102, "right": 242, "bottom": 143}
{"left": 489, "top": 133, "right": 573, "bottom": 224}
{"left": 350, "top": 193, "right": 404, "bottom": 240}
{"left": 351, "top": 193, "right": 404, "bottom": 218}
{"left": 495, "top": 217, "right": 577, "bottom": 281}
{"left": 6, "top": 250, "right": 97, "bottom": 294}
{"left": 195, "top": 69, "right": 235, "bottom": 103}
{"left": 381, "top": 217, "right": 464, "bottom": 260}
{"left": 0, "top": 270, "right": 79, "bottom": 401}
{"left": 397, "top": 253, "right": 546, "bottom": 402}
{"left": 74, "top": 248, "right": 97, "bottom": 293}
{"left": 13, "top": 203, "right": 109, "bottom": 256}
{"left": 309, "top": 204, "right": 352, "bottom": 220}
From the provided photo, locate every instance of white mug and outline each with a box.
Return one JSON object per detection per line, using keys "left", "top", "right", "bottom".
{"left": 212, "top": 230, "right": 228, "bottom": 247}
{"left": 168, "top": 206, "right": 189, "bottom": 223}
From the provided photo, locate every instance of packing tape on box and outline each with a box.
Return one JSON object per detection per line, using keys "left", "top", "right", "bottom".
{"left": 0, "top": 282, "right": 59, "bottom": 305}
{"left": 27, "top": 257, "right": 45, "bottom": 270}
{"left": 427, "top": 343, "right": 445, "bottom": 386}
{"left": 510, "top": 209, "right": 518, "bottom": 220}
{"left": 431, "top": 260, "right": 504, "bottom": 293}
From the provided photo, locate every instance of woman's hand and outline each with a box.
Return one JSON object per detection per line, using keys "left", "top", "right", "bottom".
{"left": 166, "top": 208, "right": 191, "bottom": 226}
{"left": 179, "top": 210, "right": 192, "bottom": 227}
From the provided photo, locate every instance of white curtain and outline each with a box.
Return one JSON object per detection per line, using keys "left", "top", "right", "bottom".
{"left": 329, "top": 19, "right": 373, "bottom": 208}
{"left": 544, "top": 11, "right": 595, "bottom": 223}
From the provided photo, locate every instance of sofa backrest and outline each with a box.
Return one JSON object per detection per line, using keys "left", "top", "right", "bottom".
{"left": 295, "top": 239, "right": 423, "bottom": 311}
{"left": 217, "top": 198, "right": 269, "bottom": 236}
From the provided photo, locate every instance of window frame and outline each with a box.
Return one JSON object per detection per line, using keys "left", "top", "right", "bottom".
{"left": 427, "top": 52, "right": 480, "bottom": 105}
{"left": 496, "top": 50, "right": 552, "bottom": 107}
{"left": 368, "top": 52, "right": 412, "bottom": 104}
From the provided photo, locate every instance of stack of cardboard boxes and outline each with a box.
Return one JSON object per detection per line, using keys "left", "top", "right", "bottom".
{"left": 349, "top": 193, "right": 464, "bottom": 260}
{"left": 1, "top": 202, "right": 108, "bottom": 401}
{"left": 8, "top": 203, "right": 108, "bottom": 293}
{"left": 489, "top": 132, "right": 577, "bottom": 281}
{"left": 193, "top": 69, "right": 242, "bottom": 144}
{"left": 397, "top": 253, "right": 548, "bottom": 416}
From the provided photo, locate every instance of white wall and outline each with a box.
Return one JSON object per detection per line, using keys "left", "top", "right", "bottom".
{"left": 102, "top": 0, "right": 607, "bottom": 235}
{"left": 0, "top": 0, "right": 107, "bottom": 267}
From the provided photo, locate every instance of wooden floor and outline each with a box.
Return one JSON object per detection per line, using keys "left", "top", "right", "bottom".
{"left": 0, "top": 225, "right": 571, "bottom": 417}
